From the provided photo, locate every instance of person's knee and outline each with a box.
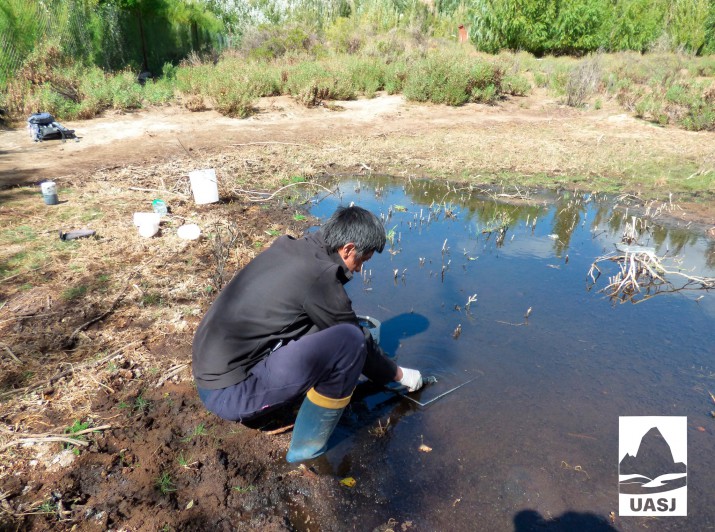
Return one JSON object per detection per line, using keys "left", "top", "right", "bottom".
{"left": 335, "top": 323, "right": 367, "bottom": 358}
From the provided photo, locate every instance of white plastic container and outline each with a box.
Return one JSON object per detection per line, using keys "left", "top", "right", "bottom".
{"left": 40, "top": 181, "right": 58, "bottom": 205}
{"left": 133, "top": 212, "right": 160, "bottom": 238}
{"left": 357, "top": 315, "right": 381, "bottom": 344}
{"left": 188, "top": 169, "right": 219, "bottom": 205}
{"left": 133, "top": 212, "right": 161, "bottom": 227}
{"left": 177, "top": 224, "right": 201, "bottom": 240}
{"left": 138, "top": 221, "right": 160, "bottom": 238}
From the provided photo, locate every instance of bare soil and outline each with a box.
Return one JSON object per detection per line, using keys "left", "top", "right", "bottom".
{"left": 0, "top": 92, "right": 713, "bottom": 531}
{"left": 2, "top": 91, "right": 714, "bottom": 225}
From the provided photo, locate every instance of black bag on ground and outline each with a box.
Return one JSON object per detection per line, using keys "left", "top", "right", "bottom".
{"left": 27, "top": 112, "right": 76, "bottom": 142}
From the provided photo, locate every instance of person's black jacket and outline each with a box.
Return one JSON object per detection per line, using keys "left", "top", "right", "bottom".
{"left": 192, "top": 231, "right": 397, "bottom": 389}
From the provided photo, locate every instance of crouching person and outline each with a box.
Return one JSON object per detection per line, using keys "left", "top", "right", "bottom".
{"left": 192, "top": 205, "right": 423, "bottom": 462}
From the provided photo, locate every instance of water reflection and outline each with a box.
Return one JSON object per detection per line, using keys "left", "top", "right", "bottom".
{"left": 309, "top": 177, "right": 714, "bottom": 531}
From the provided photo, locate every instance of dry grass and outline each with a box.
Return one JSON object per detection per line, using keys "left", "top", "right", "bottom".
{"left": 0, "top": 151, "right": 317, "bottom": 466}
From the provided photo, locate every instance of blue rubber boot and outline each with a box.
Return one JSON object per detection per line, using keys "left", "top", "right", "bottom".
{"left": 286, "top": 388, "right": 350, "bottom": 463}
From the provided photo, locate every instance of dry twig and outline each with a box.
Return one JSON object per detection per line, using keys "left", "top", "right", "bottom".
{"left": 231, "top": 181, "right": 336, "bottom": 203}
{"left": 154, "top": 363, "right": 190, "bottom": 388}
{"left": 66, "top": 277, "right": 135, "bottom": 346}
{"left": 0, "top": 425, "right": 111, "bottom": 452}
{"left": 0, "top": 342, "right": 21, "bottom": 364}
{"left": 265, "top": 424, "right": 294, "bottom": 436}
{"left": 588, "top": 250, "right": 714, "bottom": 304}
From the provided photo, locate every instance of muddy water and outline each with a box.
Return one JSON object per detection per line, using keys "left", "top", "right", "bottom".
{"left": 310, "top": 178, "right": 715, "bottom": 531}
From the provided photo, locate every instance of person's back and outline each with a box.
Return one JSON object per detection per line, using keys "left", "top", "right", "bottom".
{"left": 193, "top": 231, "right": 355, "bottom": 389}
{"left": 191, "top": 205, "right": 424, "bottom": 463}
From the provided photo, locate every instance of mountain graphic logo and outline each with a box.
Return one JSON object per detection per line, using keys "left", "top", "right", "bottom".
{"left": 619, "top": 416, "right": 687, "bottom": 516}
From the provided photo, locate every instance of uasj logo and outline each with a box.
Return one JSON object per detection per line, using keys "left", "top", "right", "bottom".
{"left": 619, "top": 416, "right": 687, "bottom": 516}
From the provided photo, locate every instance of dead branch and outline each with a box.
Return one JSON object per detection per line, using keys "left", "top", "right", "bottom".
{"left": 0, "top": 266, "right": 44, "bottom": 284}
{"left": 231, "top": 181, "right": 336, "bottom": 203}
{"left": 66, "top": 278, "right": 134, "bottom": 346}
{"left": 265, "top": 424, "right": 294, "bottom": 436}
{"left": 0, "top": 342, "right": 21, "bottom": 364}
{"left": 154, "top": 363, "right": 190, "bottom": 388}
{"left": 0, "top": 436, "right": 88, "bottom": 452}
{"left": 128, "top": 186, "right": 189, "bottom": 198}
{"left": 211, "top": 221, "right": 242, "bottom": 290}
{"left": 230, "top": 141, "right": 307, "bottom": 147}
{"left": 0, "top": 425, "right": 112, "bottom": 452}
{"left": 588, "top": 250, "right": 715, "bottom": 304}
{"left": 35, "top": 341, "right": 141, "bottom": 390}
{"left": 496, "top": 320, "right": 527, "bottom": 327}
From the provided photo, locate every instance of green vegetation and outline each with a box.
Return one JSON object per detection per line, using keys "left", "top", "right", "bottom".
{"left": 155, "top": 472, "right": 177, "bottom": 494}
{"left": 181, "top": 422, "right": 208, "bottom": 442}
{"left": 62, "top": 284, "right": 88, "bottom": 301}
{"left": 1, "top": 0, "right": 714, "bottom": 132}
{"left": 468, "top": 0, "right": 714, "bottom": 56}
{"left": 64, "top": 419, "right": 92, "bottom": 455}
{"left": 141, "top": 292, "right": 164, "bottom": 307}
{"left": 38, "top": 499, "right": 57, "bottom": 514}
{"left": 177, "top": 452, "right": 197, "bottom": 469}
{"left": 134, "top": 393, "right": 151, "bottom": 413}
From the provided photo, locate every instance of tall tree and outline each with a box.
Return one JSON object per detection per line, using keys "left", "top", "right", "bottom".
{"left": 103, "top": 0, "right": 171, "bottom": 71}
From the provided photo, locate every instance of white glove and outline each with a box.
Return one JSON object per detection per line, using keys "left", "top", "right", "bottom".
{"left": 398, "top": 367, "right": 423, "bottom": 392}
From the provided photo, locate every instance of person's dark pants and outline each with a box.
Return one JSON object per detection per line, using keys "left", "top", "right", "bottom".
{"left": 197, "top": 323, "right": 367, "bottom": 422}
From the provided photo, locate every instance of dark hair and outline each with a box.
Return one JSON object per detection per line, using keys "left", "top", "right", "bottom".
{"left": 322, "top": 205, "right": 386, "bottom": 259}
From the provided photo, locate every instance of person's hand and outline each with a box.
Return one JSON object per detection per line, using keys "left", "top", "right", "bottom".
{"left": 398, "top": 367, "right": 423, "bottom": 392}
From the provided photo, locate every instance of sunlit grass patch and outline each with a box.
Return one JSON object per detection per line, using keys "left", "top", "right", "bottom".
{"left": 62, "top": 284, "right": 88, "bottom": 301}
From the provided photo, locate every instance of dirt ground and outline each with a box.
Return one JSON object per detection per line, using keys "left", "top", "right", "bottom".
{"left": 0, "top": 92, "right": 714, "bottom": 531}
{"left": 2, "top": 91, "right": 714, "bottom": 222}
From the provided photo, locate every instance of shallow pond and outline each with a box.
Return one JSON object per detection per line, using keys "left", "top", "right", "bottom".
{"left": 309, "top": 178, "right": 714, "bottom": 531}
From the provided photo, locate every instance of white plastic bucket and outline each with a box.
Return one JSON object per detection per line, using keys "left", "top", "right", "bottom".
{"left": 357, "top": 315, "right": 381, "bottom": 344}
{"left": 133, "top": 212, "right": 160, "bottom": 237}
{"left": 189, "top": 169, "right": 219, "bottom": 205}
{"left": 40, "top": 181, "right": 58, "bottom": 205}
{"left": 133, "top": 212, "right": 161, "bottom": 226}
{"left": 138, "top": 221, "right": 160, "bottom": 238}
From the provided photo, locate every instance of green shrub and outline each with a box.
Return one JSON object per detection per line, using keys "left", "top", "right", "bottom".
{"left": 209, "top": 86, "right": 255, "bottom": 118}
{"left": 383, "top": 59, "right": 409, "bottom": 94}
{"left": 630, "top": 80, "right": 715, "bottom": 131}
{"left": 402, "top": 52, "right": 505, "bottom": 106}
{"left": 681, "top": 105, "right": 715, "bottom": 131}
{"left": 232, "top": 60, "right": 282, "bottom": 97}
{"left": 665, "top": 83, "right": 690, "bottom": 105}
{"left": 143, "top": 77, "right": 175, "bottom": 105}
{"left": 204, "top": 66, "right": 257, "bottom": 118}
{"left": 283, "top": 61, "right": 355, "bottom": 106}
{"left": 162, "top": 62, "right": 178, "bottom": 80}
{"left": 467, "top": 61, "right": 504, "bottom": 103}
{"left": 533, "top": 71, "right": 549, "bottom": 88}
{"left": 343, "top": 57, "right": 384, "bottom": 97}
{"left": 325, "top": 17, "right": 364, "bottom": 54}
{"left": 502, "top": 74, "right": 531, "bottom": 96}
{"left": 107, "top": 70, "right": 143, "bottom": 110}
{"left": 175, "top": 64, "right": 213, "bottom": 95}
{"left": 243, "top": 25, "right": 318, "bottom": 61}
{"left": 403, "top": 53, "right": 470, "bottom": 105}
{"left": 365, "top": 35, "right": 407, "bottom": 63}
{"left": 33, "top": 84, "right": 81, "bottom": 119}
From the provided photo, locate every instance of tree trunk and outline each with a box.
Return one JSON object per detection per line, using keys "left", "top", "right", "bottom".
{"left": 137, "top": 10, "right": 149, "bottom": 72}
{"left": 191, "top": 21, "right": 200, "bottom": 51}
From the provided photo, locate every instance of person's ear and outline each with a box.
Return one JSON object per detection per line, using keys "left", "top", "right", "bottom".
{"left": 341, "top": 243, "right": 356, "bottom": 257}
